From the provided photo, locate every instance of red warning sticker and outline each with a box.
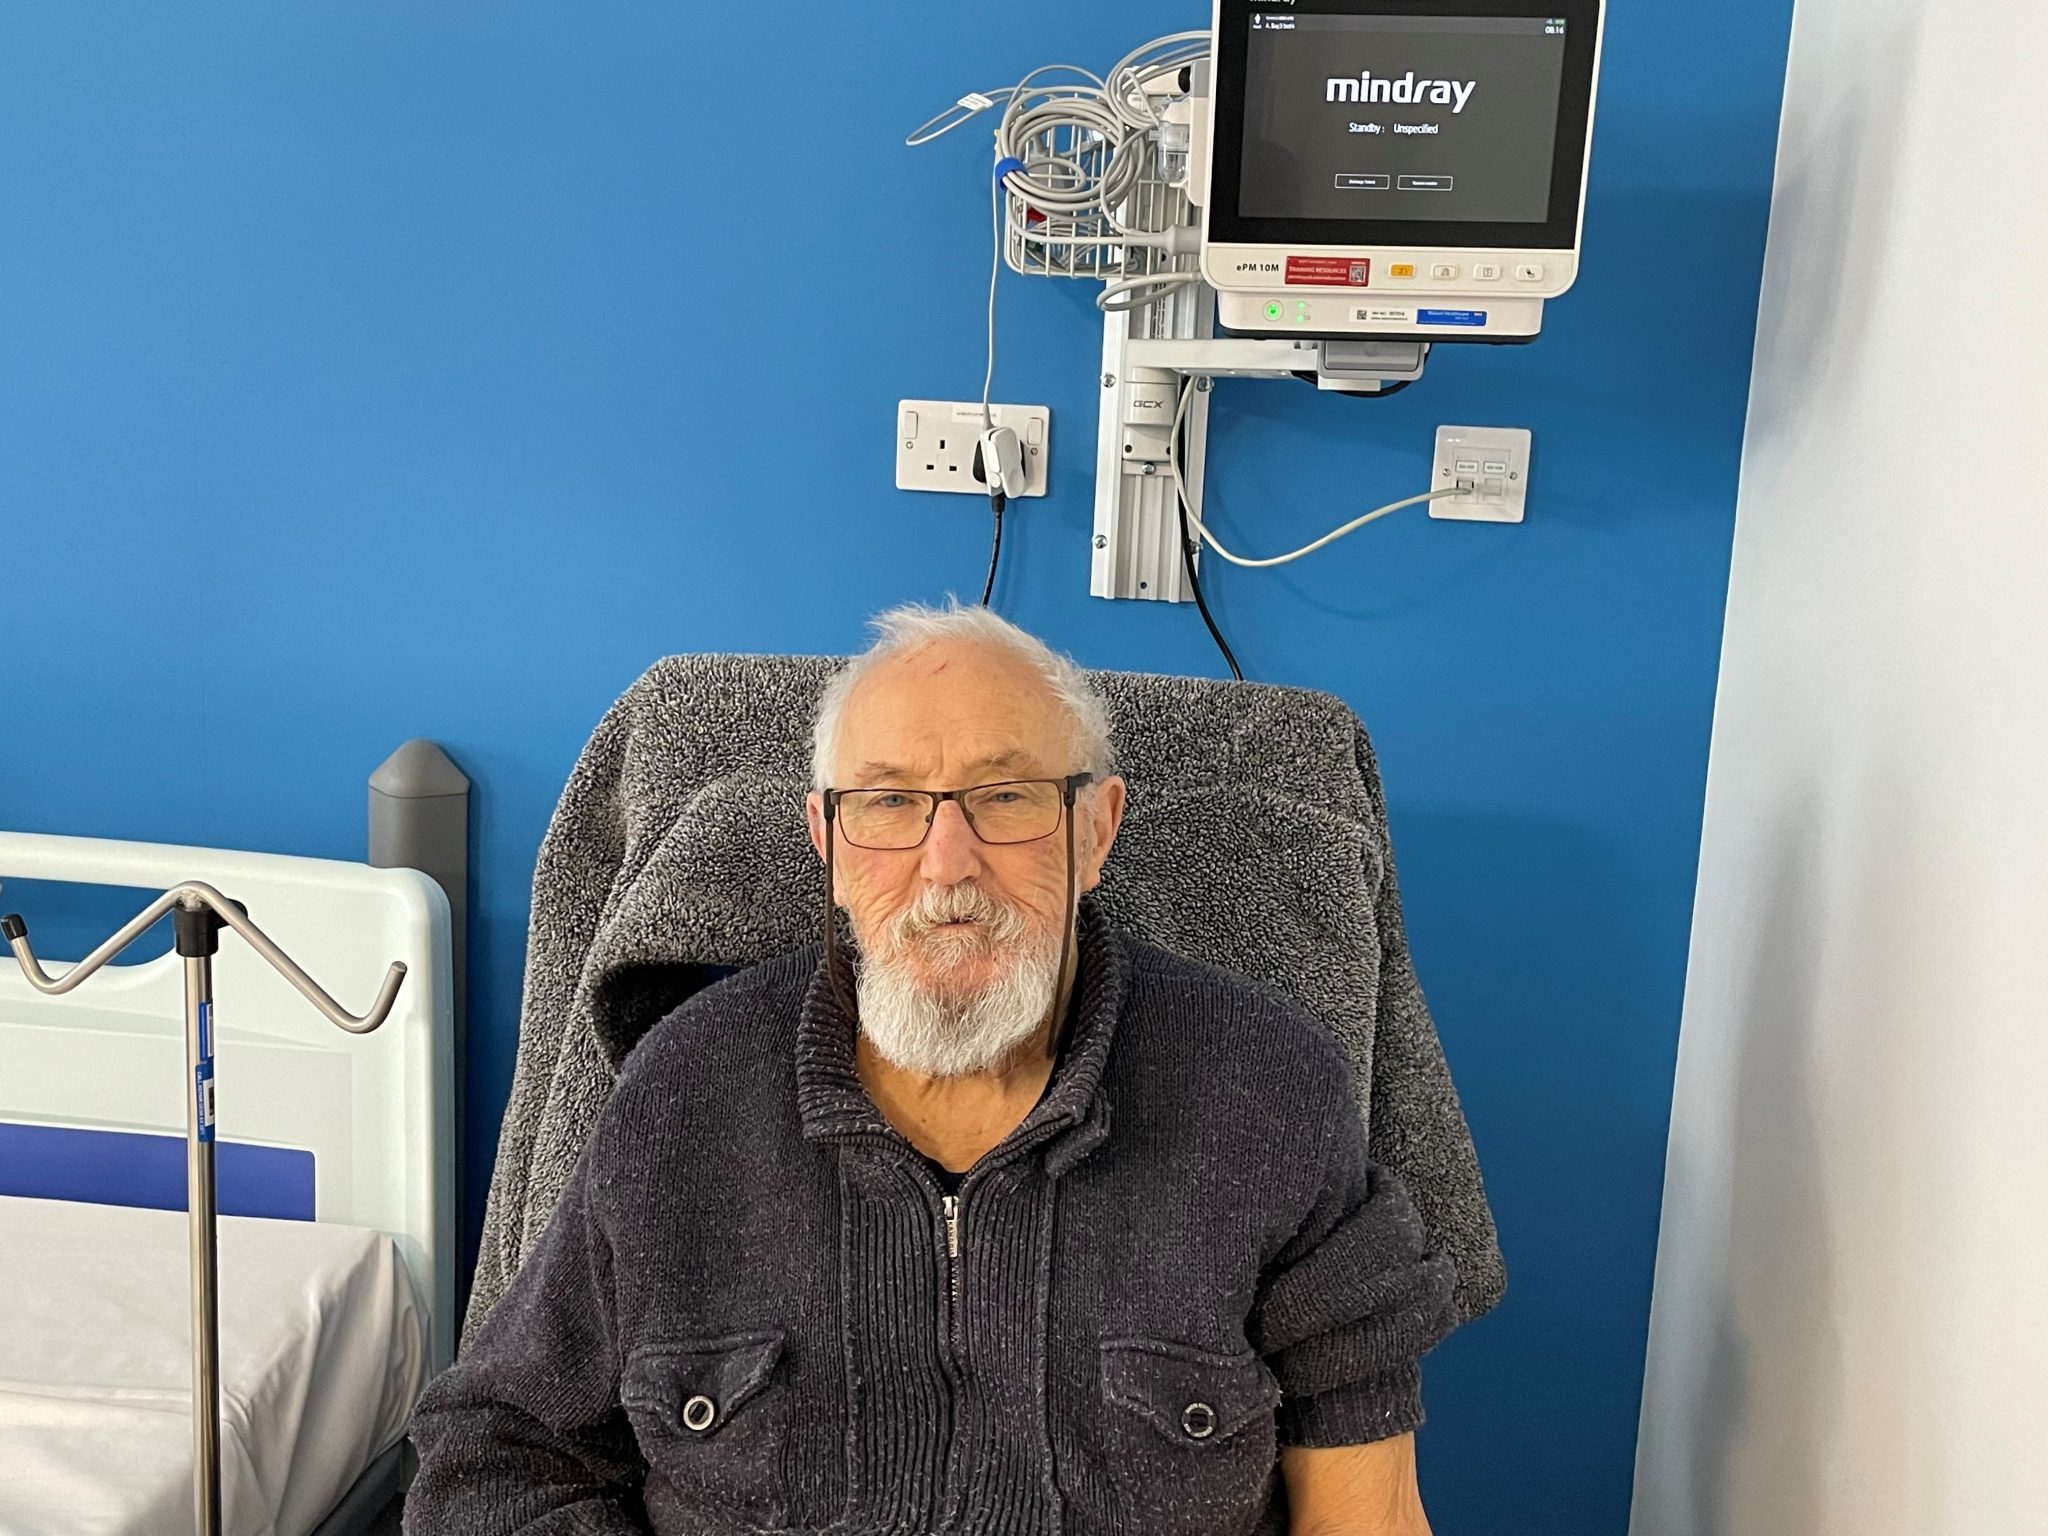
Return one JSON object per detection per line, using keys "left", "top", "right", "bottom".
{"left": 1285, "top": 256, "right": 1372, "bottom": 287}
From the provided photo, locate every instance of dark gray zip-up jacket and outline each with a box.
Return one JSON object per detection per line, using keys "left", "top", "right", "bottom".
{"left": 407, "top": 898, "right": 1460, "bottom": 1535}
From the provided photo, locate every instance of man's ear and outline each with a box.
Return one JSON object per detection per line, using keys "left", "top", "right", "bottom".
{"left": 1075, "top": 775, "right": 1127, "bottom": 894}
{"left": 805, "top": 791, "right": 829, "bottom": 865}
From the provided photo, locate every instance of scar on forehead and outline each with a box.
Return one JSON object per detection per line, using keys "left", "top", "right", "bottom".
{"left": 912, "top": 641, "right": 955, "bottom": 676}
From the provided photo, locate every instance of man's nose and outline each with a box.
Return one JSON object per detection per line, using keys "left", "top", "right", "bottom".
{"left": 919, "top": 798, "right": 983, "bottom": 881}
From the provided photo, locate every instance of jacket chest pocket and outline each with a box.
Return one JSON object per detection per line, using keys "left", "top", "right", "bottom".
{"left": 622, "top": 1330, "right": 789, "bottom": 1529}
{"left": 1099, "top": 1338, "right": 1281, "bottom": 1536}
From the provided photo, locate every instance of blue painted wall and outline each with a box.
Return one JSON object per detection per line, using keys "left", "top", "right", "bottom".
{"left": 0, "top": 3, "right": 1792, "bottom": 1529}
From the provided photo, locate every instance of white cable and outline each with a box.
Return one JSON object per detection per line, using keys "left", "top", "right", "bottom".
{"left": 1104, "top": 32, "right": 1211, "bottom": 129}
{"left": 905, "top": 89, "right": 1014, "bottom": 148}
{"left": 983, "top": 167, "right": 1000, "bottom": 431}
{"left": 994, "top": 70, "right": 1144, "bottom": 217}
{"left": 1167, "top": 382, "right": 1464, "bottom": 569}
{"left": 915, "top": 39, "right": 1210, "bottom": 315}
{"left": 1097, "top": 270, "right": 1200, "bottom": 312}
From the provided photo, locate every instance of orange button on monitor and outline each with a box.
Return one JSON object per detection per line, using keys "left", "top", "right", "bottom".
{"left": 1388, "top": 263, "right": 1417, "bottom": 278}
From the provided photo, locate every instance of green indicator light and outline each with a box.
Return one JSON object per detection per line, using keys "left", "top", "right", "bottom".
{"left": 1265, "top": 301, "right": 1282, "bottom": 320}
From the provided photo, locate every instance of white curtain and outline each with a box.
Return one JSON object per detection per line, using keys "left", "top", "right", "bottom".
{"left": 1631, "top": 2, "right": 2048, "bottom": 1532}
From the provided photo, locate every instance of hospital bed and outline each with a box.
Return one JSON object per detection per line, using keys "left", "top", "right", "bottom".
{"left": 0, "top": 831, "right": 455, "bottom": 1536}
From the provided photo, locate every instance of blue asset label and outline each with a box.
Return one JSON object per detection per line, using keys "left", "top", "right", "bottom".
{"left": 1417, "top": 309, "right": 1488, "bottom": 327}
{"left": 196, "top": 1059, "right": 215, "bottom": 1142}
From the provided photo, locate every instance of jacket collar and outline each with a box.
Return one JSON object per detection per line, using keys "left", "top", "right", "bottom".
{"left": 795, "top": 892, "right": 1126, "bottom": 1176}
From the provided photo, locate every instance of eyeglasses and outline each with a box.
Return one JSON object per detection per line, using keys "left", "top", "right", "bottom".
{"left": 824, "top": 773, "right": 1095, "bottom": 851}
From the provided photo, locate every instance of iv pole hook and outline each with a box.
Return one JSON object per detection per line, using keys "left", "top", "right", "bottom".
{"left": 3, "top": 879, "right": 406, "bottom": 1032}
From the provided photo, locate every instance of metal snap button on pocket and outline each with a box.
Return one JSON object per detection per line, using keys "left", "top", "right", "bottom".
{"left": 1181, "top": 1401, "right": 1218, "bottom": 1439}
{"left": 683, "top": 1394, "right": 718, "bottom": 1432}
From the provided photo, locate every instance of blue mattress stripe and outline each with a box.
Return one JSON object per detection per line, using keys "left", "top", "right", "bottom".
{"left": 0, "top": 1122, "right": 315, "bottom": 1220}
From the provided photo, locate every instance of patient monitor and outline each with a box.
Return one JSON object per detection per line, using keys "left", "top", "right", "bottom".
{"left": 1197, "top": 0, "right": 1606, "bottom": 342}
{"left": 906, "top": 3, "right": 1610, "bottom": 602}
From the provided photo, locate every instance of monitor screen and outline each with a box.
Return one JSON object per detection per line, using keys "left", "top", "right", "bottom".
{"left": 1205, "top": 0, "right": 1602, "bottom": 252}
{"left": 1240, "top": 14, "right": 1567, "bottom": 224}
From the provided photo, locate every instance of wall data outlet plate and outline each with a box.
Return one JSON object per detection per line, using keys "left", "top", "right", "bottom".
{"left": 1430, "top": 425, "right": 1532, "bottom": 524}
{"left": 896, "top": 400, "right": 1051, "bottom": 497}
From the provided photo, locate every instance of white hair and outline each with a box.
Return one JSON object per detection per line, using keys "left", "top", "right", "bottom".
{"left": 811, "top": 600, "right": 1115, "bottom": 790}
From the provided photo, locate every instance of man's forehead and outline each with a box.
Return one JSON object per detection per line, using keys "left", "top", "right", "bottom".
{"left": 848, "top": 746, "right": 1050, "bottom": 784}
{"left": 836, "top": 643, "right": 1070, "bottom": 783}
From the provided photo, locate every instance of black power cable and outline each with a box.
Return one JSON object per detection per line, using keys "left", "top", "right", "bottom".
{"left": 973, "top": 438, "right": 1007, "bottom": 607}
{"left": 1178, "top": 497, "right": 1244, "bottom": 682}
{"left": 980, "top": 496, "right": 1005, "bottom": 607}
{"left": 1173, "top": 382, "right": 1244, "bottom": 682}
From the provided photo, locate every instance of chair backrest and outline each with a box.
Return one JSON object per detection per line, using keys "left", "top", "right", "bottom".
{"left": 465, "top": 654, "right": 1504, "bottom": 1346}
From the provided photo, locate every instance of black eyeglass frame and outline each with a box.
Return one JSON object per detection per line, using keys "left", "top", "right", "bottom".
{"left": 821, "top": 772, "right": 1097, "bottom": 851}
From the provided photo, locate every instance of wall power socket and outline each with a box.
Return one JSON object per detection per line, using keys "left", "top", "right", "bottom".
{"left": 896, "top": 400, "right": 1050, "bottom": 497}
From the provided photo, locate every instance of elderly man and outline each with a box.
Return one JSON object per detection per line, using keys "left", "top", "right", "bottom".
{"left": 407, "top": 602, "right": 1460, "bottom": 1535}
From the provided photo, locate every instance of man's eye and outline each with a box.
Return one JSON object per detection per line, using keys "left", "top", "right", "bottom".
{"left": 987, "top": 791, "right": 1024, "bottom": 804}
{"left": 872, "top": 794, "right": 911, "bottom": 809}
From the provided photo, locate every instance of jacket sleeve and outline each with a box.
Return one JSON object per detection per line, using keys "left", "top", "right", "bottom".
{"left": 406, "top": 1139, "right": 647, "bottom": 1534}
{"left": 1249, "top": 1069, "right": 1462, "bottom": 1448}
{"left": 1354, "top": 723, "right": 1508, "bottom": 1324}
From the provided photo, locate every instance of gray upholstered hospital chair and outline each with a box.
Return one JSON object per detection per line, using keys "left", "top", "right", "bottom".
{"left": 464, "top": 655, "right": 1504, "bottom": 1349}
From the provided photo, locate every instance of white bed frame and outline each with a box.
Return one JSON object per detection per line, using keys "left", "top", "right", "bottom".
{"left": 0, "top": 831, "right": 457, "bottom": 1376}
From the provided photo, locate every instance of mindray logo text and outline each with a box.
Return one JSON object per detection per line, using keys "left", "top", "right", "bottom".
{"left": 1326, "top": 72, "right": 1476, "bottom": 113}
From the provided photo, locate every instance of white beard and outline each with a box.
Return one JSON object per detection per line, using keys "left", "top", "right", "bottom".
{"left": 853, "top": 886, "right": 1065, "bottom": 1078}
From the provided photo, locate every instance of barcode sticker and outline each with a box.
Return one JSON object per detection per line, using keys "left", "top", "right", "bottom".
{"left": 196, "top": 1060, "right": 216, "bottom": 1143}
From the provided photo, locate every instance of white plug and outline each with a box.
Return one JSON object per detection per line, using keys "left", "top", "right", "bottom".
{"left": 977, "top": 425, "right": 1025, "bottom": 500}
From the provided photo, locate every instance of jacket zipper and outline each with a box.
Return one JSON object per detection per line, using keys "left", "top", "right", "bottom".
{"left": 937, "top": 1190, "right": 965, "bottom": 1528}
{"left": 942, "top": 1194, "right": 961, "bottom": 1307}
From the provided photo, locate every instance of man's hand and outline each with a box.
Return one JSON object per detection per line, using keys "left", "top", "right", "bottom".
{"left": 1281, "top": 1432, "right": 1433, "bottom": 1536}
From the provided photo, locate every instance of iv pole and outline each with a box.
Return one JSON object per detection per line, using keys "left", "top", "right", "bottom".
{"left": 2, "top": 881, "right": 407, "bottom": 1536}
